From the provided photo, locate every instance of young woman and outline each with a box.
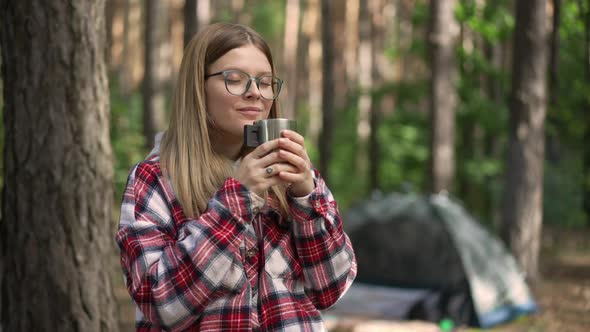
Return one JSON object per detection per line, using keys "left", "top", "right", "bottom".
{"left": 116, "top": 23, "right": 357, "bottom": 331}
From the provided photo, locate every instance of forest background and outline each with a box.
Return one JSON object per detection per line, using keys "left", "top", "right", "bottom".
{"left": 104, "top": 0, "right": 589, "bottom": 231}
{"left": 1, "top": 0, "right": 589, "bottom": 331}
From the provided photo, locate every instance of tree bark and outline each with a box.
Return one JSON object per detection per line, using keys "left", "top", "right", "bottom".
{"left": 0, "top": 1, "right": 120, "bottom": 331}
{"left": 320, "top": 0, "right": 335, "bottom": 182}
{"left": 282, "top": 0, "right": 302, "bottom": 120}
{"left": 502, "top": 0, "right": 548, "bottom": 281}
{"left": 427, "top": 0, "right": 459, "bottom": 193}
{"left": 143, "top": 0, "right": 170, "bottom": 149}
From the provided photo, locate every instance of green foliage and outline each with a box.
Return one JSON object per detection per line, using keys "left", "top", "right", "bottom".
{"left": 378, "top": 109, "right": 429, "bottom": 193}
{"left": 544, "top": 155, "right": 587, "bottom": 227}
{"left": 249, "top": 0, "right": 286, "bottom": 42}
{"left": 110, "top": 80, "right": 148, "bottom": 201}
{"left": 328, "top": 98, "right": 365, "bottom": 209}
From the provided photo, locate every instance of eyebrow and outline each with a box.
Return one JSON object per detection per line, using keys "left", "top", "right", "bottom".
{"left": 221, "top": 67, "right": 273, "bottom": 76}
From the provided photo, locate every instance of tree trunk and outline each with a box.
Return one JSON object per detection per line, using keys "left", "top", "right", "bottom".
{"left": 304, "top": 0, "right": 322, "bottom": 147}
{"left": 427, "top": 0, "right": 459, "bottom": 193}
{"left": 120, "top": 0, "right": 143, "bottom": 95}
{"left": 143, "top": 0, "right": 170, "bottom": 149}
{"left": 357, "top": 0, "right": 372, "bottom": 183}
{"left": 0, "top": 1, "right": 120, "bottom": 331}
{"left": 546, "top": 0, "right": 562, "bottom": 164}
{"left": 581, "top": 0, "right": 590, "bottom": 225}
{"left": 331, "top": 1, "right": 348, "bottom": 110}
{"left": 184, "top": 0, "right": 198, "bottom": 48}
{"left": 501, "top": 0, "right": 548, "bottom": 281}
{"left": 282, "top": 0, "right": 302, "bottom": 120}
{"left": 345, "top": 0, "right": 360, "bottom": 87}
{"left": 320, "top": 0, "right": 334, "bottom": 182}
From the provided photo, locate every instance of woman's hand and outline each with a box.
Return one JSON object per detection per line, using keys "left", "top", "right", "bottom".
{"left": 234, "top": 139, "right": 298, "bottom": 197}
{"left": 277, "top": 130, "right": 315, "bottom": 197}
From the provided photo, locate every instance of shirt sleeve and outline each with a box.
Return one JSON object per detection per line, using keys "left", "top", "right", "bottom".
{"left": 287, "top": 167, "right": 358, "bottom": 309}
{"left": 116, "top": 162, "right": 254, "bottom": 331}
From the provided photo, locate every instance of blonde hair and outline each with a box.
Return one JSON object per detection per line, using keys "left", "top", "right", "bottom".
{"left": 160, "top": 23, "right": 288, "bottom": 218}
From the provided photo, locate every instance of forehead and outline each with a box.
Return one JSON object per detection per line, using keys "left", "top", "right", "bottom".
{"left": 209, "top": 45, "right": 272, "bottom": 74}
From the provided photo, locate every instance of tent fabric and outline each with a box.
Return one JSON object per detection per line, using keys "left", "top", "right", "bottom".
{"left": 430, "top": 195, "right": 538, "bottom": 327}
{"left": 343, "top": 192, "right": 537, "bottom": 327}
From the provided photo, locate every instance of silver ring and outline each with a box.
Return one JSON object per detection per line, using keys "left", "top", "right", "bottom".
{"left": 265, "top": 167, "right": 273, "bottom": 175}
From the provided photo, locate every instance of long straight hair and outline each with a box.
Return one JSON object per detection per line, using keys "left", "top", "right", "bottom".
{"left": 160, "top": 23, "right": 288, "bottom": 218}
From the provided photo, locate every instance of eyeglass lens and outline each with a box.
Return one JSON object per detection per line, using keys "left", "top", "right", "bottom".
{"left": 224, "top": 70, "right": 281, "bottom": 100}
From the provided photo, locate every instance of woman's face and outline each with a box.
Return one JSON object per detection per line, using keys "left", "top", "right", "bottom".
{"left": 205, "top": 44, "right": 274, "bottom": 145}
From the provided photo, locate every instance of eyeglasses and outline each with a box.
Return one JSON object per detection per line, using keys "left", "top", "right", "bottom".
{"left": 205, "top": 69, "right": 283, "bottom": 100}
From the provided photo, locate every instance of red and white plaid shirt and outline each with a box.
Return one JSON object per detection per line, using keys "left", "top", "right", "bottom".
{"left": 116, "top": 154, "right": 357, "bottom": 331}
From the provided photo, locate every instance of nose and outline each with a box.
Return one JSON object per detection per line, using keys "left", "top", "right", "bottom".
{"left": 243, "top": 78, "right": 262, "bottom": 99}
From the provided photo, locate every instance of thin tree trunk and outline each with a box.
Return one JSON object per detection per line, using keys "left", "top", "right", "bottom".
{"left": 331, "top": 1, "right": 348, "bottom": 110}
{"left": 320, "top": 0, "right": 335, "bottom": 182}
{"left": 184, "top": 0, "right": 198, "bottom": 48}
{"left": 549, "top": 0, "right": 561, "bottom": 106}
{"left": 0, "top": 1, "right": 120, "bottom": 330}
{"left": 546, "top": 0, "right": 562, "bottom": 164}
{"left": 357, "top": 0, "right": 372, "bottom": 180}
{"left": 502, "top": 0, "right": 548, "bottom": 281}
{"left": 282, "top": 0, "right": 302, "bottom": 120}
{"left": 120, "top": 0, "right": 143, "bottom": 95}
{"left": 304, "top": 0, "right": 322, "bottom": 147}
{"left": 580, "top": 0, "right": 590, "bottom": 225}
{"left": 345, "top": 0, "right": 360, "bottom": 87}
{"left": 427, "top": 0, "right": 459, "bottom": 193}
{"left": 143, "top": 0, "right": 170, "bottom": 149}
{"left": 368, "top": 0, "right": 383, "bottom": 192}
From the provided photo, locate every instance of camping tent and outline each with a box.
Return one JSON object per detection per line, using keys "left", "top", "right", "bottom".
{"left": 339, "top": 192, "right": 537, "bottom": 328}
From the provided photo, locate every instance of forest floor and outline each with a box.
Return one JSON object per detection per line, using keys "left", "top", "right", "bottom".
{"left": 113, "top": 226, "right": 590, "bottom": 332}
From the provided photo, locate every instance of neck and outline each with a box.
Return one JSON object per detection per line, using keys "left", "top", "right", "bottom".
{"left": 210, "top": 132, "right": 243, "bottom": 160}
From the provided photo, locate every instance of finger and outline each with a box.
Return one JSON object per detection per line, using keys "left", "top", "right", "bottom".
{"left": 277, "top": 171, "right": 307, "bottom": 183}
{"left": 257, "top": 150, "right": 284, "bottom": 168}
{"left": 281, "top": 130, "right": 305, "bottom": 146}
{"left": 278, "top": 149, "right": 309, "bottom": 172}
{"left": 278, "top": 138, "right": 306, "bottom": 159}
{"left": 251, "top": 139, "right": 281, "bottom": 158}
{"left": 262, "top": 162, "right": 298, "bottom": 178}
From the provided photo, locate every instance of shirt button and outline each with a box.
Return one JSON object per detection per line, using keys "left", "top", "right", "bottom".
{"left": 314, "top": 202, "right": 321, "bottom": 208}
{"left": 253, "top": 207, "right": 260, "bottom": 214}
{"left": 247, "top": 248, "right": 257, "bottom": 258}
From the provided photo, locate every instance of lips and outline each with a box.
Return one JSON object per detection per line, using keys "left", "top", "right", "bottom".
{"left": 237, "top": 107, "right": 262, "bottom": 113}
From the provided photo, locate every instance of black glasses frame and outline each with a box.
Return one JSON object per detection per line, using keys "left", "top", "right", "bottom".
{"left": 205, "top": 69, "right": 283, "bottom": 100}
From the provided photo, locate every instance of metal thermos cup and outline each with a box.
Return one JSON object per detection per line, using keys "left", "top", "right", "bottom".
{"left": 243, "top": 118, "right": 298, "bottom": 147}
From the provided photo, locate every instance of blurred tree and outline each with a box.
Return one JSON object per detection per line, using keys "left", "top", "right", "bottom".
{"left": 184, "top": 0, "right": 210, "bottom": 48}
{"left": 581, "top": 0, "right": 590, "bottom": 224}
{"left": 120, "top": 0, "right": 144, "bottom": 94}
{"left": 0, "top": 1, "right": 120, "bottom": 330}
{"left": 143, "top": 0, "right": 171, "bottom": 149}
{"left": 357, "top": 0, "right": 373, "bottom": 178}
{"left": 502, "top": 0, "right": 548, "bottom": 280}
{"left": 281, "top": 0, "right": 302, "bottom": 119}
{"left": 368, "top": 0, "right": 389, "bottom": 192}
{"left": 427, "top": 0, "right": 459, "bottom": 193}
{"left": 320, "top": 0, "right": 335, "bottom": 182}
{"left": 184, "top": 0, "right": 198, "bottom": 47}
{"left": 578, "top": 0, "right": 590, "bottom": 226}
{"left": 302, "top": 0, "right": 323, "bottom": 147}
